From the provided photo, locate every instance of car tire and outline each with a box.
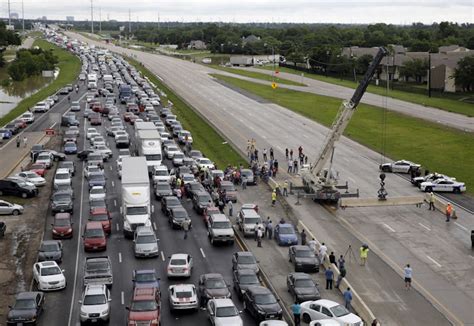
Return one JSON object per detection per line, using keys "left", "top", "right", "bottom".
{"left": 453, "top": 187, "right": 461, "bottom": 194}
{"left": 0, "top": 190, "right": 3, "bottom": 196}
{"left": 243, "top": 301, "right": 247, "bottom": 310}
{"left": 21, "top": 192, "right": 27, "bottom": 199}
{"left": 302, "top": 313, "right": 311, "bottom": 324}
{"left": 381, "top": 166, "right": 390, "bottom": 172}
{"left": 210, "top": 237, "right": 214, "bottom": 245}
{"left": 12, "top": 209, "right": 20, "bottom": 216}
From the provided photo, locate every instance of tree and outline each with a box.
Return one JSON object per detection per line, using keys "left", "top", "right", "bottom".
{"left": 453, "top": 55, "right": 474, "bottom": 91}
{"left": 399, "top": 58, "right": 429, "bottom": 83}
{"left": 355, "top": 54, "right": 373, "bottom": 74}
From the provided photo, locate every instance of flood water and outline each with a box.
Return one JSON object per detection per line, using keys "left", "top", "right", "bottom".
{"left": 0, "top": 67, "right": 53, "bottom": 118}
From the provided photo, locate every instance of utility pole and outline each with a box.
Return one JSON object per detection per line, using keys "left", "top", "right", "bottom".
{"left": 90, "top": 0, "right": 94, "bottom": 34}
{"left": 428, "top": 52, "right": 432, "bottom": 98}
{"left": 99, "top": 7, "right": 102, "bottom": 33}
{"left": 128, "top": 9, "right": 131, "bottom": 36}
{"left": 21, "top": 0, "right": 25, "bottom": 32}
{"left": 7, "top": 0, "right": 11, "bottom": 27}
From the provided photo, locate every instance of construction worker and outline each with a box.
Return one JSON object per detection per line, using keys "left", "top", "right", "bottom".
{"left": 271, "top": 190, "right": 277, "bottom": 207}
{"left": 446, "top": 203, "right": 453, "bottom": 222}
{"left": 428, "top": 192, "right": 435, "bottom": 210}
{"left": 359, "top": 244, "right": 369, "bottom": 266}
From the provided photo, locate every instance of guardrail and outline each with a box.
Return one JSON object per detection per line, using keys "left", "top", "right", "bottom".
{"left": 297, "top": 220, "right": 378, "bottom": 326}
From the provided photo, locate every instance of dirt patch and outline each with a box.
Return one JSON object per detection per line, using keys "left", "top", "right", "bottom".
{"left": 0, "top": 135, "right": 61, "bottom": 321}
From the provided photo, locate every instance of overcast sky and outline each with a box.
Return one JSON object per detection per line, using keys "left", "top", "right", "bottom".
{"left": 2, "top": 0, "right": 473, "bottom": 24}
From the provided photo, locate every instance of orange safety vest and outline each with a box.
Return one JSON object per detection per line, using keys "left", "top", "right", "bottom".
{"left": 446, "top": 205, "right": 452, "bottom": 215}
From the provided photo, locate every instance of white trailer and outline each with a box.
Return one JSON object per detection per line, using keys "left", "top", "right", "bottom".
{"left": 137, "top": 129, "right": 162, "bottom": 172}
{"left": 121, "top": 157, "right": 151, "bottom": 238}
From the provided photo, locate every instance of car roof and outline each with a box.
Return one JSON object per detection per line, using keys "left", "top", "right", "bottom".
{"left": 202, "top": 273, "right": 224, "bottom": 280}
{"left": 211, "top": 298, "right": 235, "bottom": 307}
{"left": 247, "top": 285, "right": 271, "bottom": 295}
{"left": 170, "top": 283, "right": 195, "bottom": 292}
{"left": 136, "top": 226, "right": 155, "bottom": 235}
{"left": 241, "top": 209, "right": 260, "bottom": 217}
{"left": 235, "top": 251, "right": 255, "bottom": 257}
{"left": 290, "top": 272, "right": 312, "bottom": 280}
{"left": 56, "top": 168, "right": 70, "bottom": 174}
{"left": 211, "top": 214, "right": 229, "bottom": 222}
{"left": 312, "top": 299, "right": 340, "bottom": 308}
{"left": 135, "top": 269, "right": 156, "bottom": 275}
{"left": 236, "top": 269, "right": 258, "bottom": 276}
{"left": 278, "top": 223, "right": 294, "bottom": 228}
{"left": 85, "top": 284, "right": 107, "bottom": 295}
{"left": 38, "top": 261, "right": 58, "bottom": 267}
{"left": 133, "top": 287, "right": 157, "bottom": 300}
{"left": 86, "top": 221, "right": 104, "bottom": 229}
{"left": 170, "top": 253, "right": 188, "bottom": 260}
{"left": 291, "top": 245, "right": 311, "bottom": 251}
{"left": 41, "top": 240, "right": 61, "bottom": 245}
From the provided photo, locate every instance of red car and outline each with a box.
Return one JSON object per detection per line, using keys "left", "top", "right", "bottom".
{"left": 90, "top": 115, "right": 102, "bottom": 126}
{"left": 83, "top": 221, "right": 107, "bottom": 252}
{"left": 127, "top": 287, "right": 160, "bottom": 326}
{"left": 30, "top": 163, "right": 47, "bottom": 177}
{"left": 14, "top": 119, "right": 27, "bottom": 129}
{"left": 52, "top": 213, "right": 73, "bottom": 239}
{"left": 123, "top": 112, "right": 133, "bottom": 122}
{"left": 92, "top": 103, "right": 102, "bottom": 113}
{"left": 129, "top": 115, "right": 139, "bottom": 125}
{"left": 89, "top": 207, "right": 112, "bottom": 235}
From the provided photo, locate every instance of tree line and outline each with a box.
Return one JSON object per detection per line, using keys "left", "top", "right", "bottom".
{"left": 8, "top": 48, "right": 58, "bottom": 81}
{"left": 0, "top": 22, "right": 22, "bottom": 67}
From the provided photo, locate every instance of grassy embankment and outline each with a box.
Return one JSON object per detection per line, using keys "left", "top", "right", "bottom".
{"left": 212, "top": 73, "right": 474, "bottom": 193}
{"left": 258, "top": 65, "right": 474, "bottom": 117}
{"left": 0, "top": 39, "right": 81, "bottom": 127}
{"left": 127, "top": 58, "right": 246, "bottom": 169}
{"left": 209, "top": 65, "right": 306, "bottom": 86}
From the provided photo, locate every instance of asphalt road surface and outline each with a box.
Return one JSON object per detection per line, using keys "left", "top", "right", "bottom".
{"left": 66, "top": 32, "right": 474, "bottom": 325}
{"left": 35, "top": 72, "right": 257, "bottom": 326}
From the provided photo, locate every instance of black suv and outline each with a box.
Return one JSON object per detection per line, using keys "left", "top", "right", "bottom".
{"left": 160, "top": 196, "right": 182, "bottom": 216}
{"left": 7, "top": 292, "right": 44, "bottom": 325}
{"left": 0, "top": 179, "right": 38, "bottom": 198}
{"left": 243, "top": 286, "right": 282, "bottom": 322}
{"left": 192, "top": 191, "right": 213, "bottom": 214}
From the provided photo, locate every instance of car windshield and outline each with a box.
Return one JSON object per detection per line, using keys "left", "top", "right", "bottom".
{"left": 166, "top": 198, "right": 180, "bottom": 206}
{"left": 173, "top": 210, "right": 187, "bottom": 218}
{"left": 86, "top": 261, "right": 109, "bottom": 272}
{"left": 40, "top": 243, "right": 59, "bottom": 251}
{"left": 213, "top": 221, "right": 231, "bottom": 229}
{"left": 198, "top": 194, "right": 211, "bottom": 203}
{"left": 205, "top": 278, "right": 226, "bottom": 289}
{"left": 295, "top": 249, "right": 315, "bottom": 258}
{"left": 14, "top": 298, "right": 36, "bottom": 309}
{"left": 85, "top": 228, "right": 104, "bottom": 238}
{"left": 170, "top": 259, "right": 186, "bottom": 266}
{"left": 136, "top": 273, "right": 156, "bottom": 282}
{"left": 176, "top": 291, "right": 192, "bottom": 298}
{"left": 90, "top": 214, "right": 108, "bottom": 221}
{"left": 254, "top": 293, "right": 277, "bottom": 305}
{"left": 239, "top": 274, "right": 259, "bottom": 284}
{"left": 126, "top": 207, "right": 147, "bottom": 215}
{"left": 84, "top": 294, "right": 106, "bottom": 305}
{"left": 55, "top": 173, "right": 69, "bottom": 179}
{"left": 90, "top": 200, "right": 106, "bottom": 208}
{"left": 331, "top": 304, "right": 350, "bottom": 317}
{"left": 89, "top": 174, "right": 105, "bottom": 181}
{"left": 238, "top": 255, "right": 256, "bottom": 264}
{"left": 65, "top": 143, "right": 75, "bottom": 148}
{"left": 41, "top": 266, "right": 61, "bottom": 276}
{"left": 54, "top": 218, "right": 70, "bottom": 227}
{"left": 90, "top": 188, "right": 104, "bottom": 194}
{"left": 131, "top": 300, "right": 156, "bottom": 311}
{"left": 37, "top": 155, "right": 50, "bottom": 161}
{"left": 174, "top": 153, "right": 184, "bottom": 159}
{"left": 155, "top": 170, "right": 168, "bottom": 176}
{"left": 146, "top": 155, "right": 162, "bottom": 161}
{"left": 278, "top": 226, "right": 294, "bottom": 235}
{"left": 136, "top": 235, "right": 156, "bottom": 244}
{"left": 295, "top": 279, "right": 314, "bottom": 288}
{"left": 88, "top": 167, "right": 100, "bottom": 174}
{"left": 199, "top": 159, "right": 211, "bottom": 164}
{"left": 244, "top": 217, "right": 261, "bottom": 225}
{"left": 156, "top": 184, "right": 170, "bottom": 191}
{"left": 221, "top": 184, "right": 235, "bottom": 191}
{"left": 53, "top": 194, "right": 71, "bottom": 201}
{"left": 216, "top": 306, "right": 239, "bottom": 317}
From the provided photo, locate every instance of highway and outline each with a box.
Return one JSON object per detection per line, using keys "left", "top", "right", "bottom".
{"left": 66, "top": 32, "right": 474, "bottom": 325}
{"left": 35, "top": 62, "right": 257, "bottom": 326}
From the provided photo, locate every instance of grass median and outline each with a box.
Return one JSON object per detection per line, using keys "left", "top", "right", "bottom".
{"left": 0, "top": 39, "right": 81, "bottom": 127}
{"left": 209, "top": 65, "right": 306, "bottom": 87}
{"left": 212, "top": 73, "right": 474, "bottom": 193}
{"left": 127, "top": 58, "right": 246, "bottom": 169}
{"left": 257, "top": 65, "right": 474, "bottom": 117}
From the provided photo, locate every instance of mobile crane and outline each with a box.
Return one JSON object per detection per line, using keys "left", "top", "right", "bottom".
{"left": 301, "top": 47, "right": 388, "bottom": 202}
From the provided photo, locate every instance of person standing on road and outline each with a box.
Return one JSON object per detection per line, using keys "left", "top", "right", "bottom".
{"left": 293, "top": 160, "right": 298, "bottom": 174}
{"left": 287, "top": 159, "right": 293, "bottom": 173}
{"left": 325, "top": 266, "right": 334, "bottom": 290}
{"left": 308, "top": 238, "right": 317, "bottom": 253}
{"left": 343, "top": 288, "right": 353, "bottom": 311}
{"left": 283, "top": 180, "right": 288, "bottom": 197}
{"left": 228, "top": 201, "right": 233, "bottom": 217}
{"left": 263, "top": 148, "right": 267, "bottom": 162}
{"left": 266, "top": 220, "right": 273, "bottom": 240}
{"left": 271, "top": 190, "right": 277, "bottom": 207}
{"left": 291, "top": 301, "right": 301, "bottom": 326}
{"left": 263, "top": 217, "right": 270, "bottom": 238}
{"left": 22, "top": 136, "right": 27, "bottom": 148}
{"left": 428, "top": 192, "right": 435, "bottom": 210}
{"left": 329, "top": 252, "right": 336, "bottom": 266}
{"left": 254, "top": 223, "right": 259, "bottom": 241}
{"left": 300, "top": 229, "right": 307, "bottom": 245}
{"left": 182, "top": 218, "right": 191, "bottom": 240}
{"left": 242, "top": 177, "right": 247, "bottom": 190}
{"left": 446, "top": 203, "right": 453, "bottom": 222}
{"left": 257, "top": 227, "right": 263, "bottom": 247}
{"left": 338, "top": 255, "right": 345, "bottom": 270}
{"left": 404, "top": 264, "right": 413, "bottom": 290}
{"left": 254, "top": 148, "right": 259, "bottom": 162}
{"left": 16, "top": 137, "right": 20, "bottom": 148}
{"left": 335, "top": 266, "right": 346, "bottom": 289}
{"left": 269, "top": 147, "right": 274, "bottom": 160}
{"left": 319, "top": 242, "right": 327, "bottom": 263}
{"left": 290, "top": 149, "right": 293, "bottom": 160}
{"left": 359, "top": 245, "right": 369, "bottom": 266}
{"left": 285, "top": 148, "right": 289, "bottom": 160}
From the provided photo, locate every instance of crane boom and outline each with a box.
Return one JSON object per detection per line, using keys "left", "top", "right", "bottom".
{"left": 302, "top": 47, "right": 388, "bottom": 202}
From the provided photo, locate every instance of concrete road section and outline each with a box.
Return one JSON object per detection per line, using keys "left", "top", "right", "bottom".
{"left": 67, "top": 32, "right": 474, "bottom": 325}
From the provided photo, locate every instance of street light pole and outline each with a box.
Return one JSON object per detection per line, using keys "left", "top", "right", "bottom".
{"left": 428, "top": 52, "right": 432, "bottom": 98}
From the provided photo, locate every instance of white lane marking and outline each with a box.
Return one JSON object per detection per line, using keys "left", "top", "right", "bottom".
{"left": 200, "top": 248, "right": 206, "bottom": 258}
{"left": 118, "top": 252, "right": 122, "bottom": 263}
{"left": 275, "top": 145, "right": 283, "bottom": 152}
{"left": 109, "top": 166, "right": 113, "bottom": 171}
{"left": 114, "top": 200, "right": 117, "bottom": 207}
{"left": 426, "top": 255, "right": 442, "bottom": 268}
{"left": 153, "top": 222, "right": 157, "bottom": 231}
{"left": 67, "top": 119, "right": 87, "bottom": 326}
{"left": 454, "top": 222, "right": 468, "bottom": 232}
{"left": 121, "top": 291, "right": 124, "bottom": 305}
{"left": 111, "top": 181, "right": 115, "bottom": 187}
{"left": 161, "top": 251, "right": 165, "bottom": 261}
{"left": 151, "top": 205, "right": 155, "bottom": 213}
{"left": 49, "top": 122, "right": 57, "bottom": 128}
{"left": 116, "top": 223, "right": 120, "bottom": 231}
{"left": 418, "top": 223, "right": 431, "bottom": 231}
{"left": 348, "top": 177, "right": 356, "bottom": 184}
{"left": 382, "top": 223, "right": 396, "bottom": 232}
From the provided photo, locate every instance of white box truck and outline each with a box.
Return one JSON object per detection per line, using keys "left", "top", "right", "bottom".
{"left": 121, "top": 157, "right": 151, "bottom": 238}
{"left": 137, "top": 129, "right": 162, "bottom": 172}
{"left": 230, "top": 56, "right": 254, "bottom": 66}
{"left": 133, "top": 122, "right": 157, "bottom": 155}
